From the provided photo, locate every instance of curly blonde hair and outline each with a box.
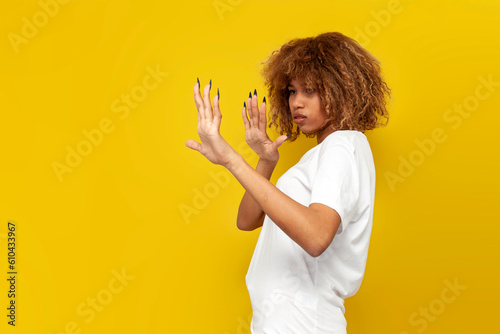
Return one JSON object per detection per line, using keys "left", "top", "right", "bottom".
{"left": 261, "top": 32, "right": 391, "bottom": 141}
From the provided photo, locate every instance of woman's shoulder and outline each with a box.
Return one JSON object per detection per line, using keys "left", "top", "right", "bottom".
{"left": 320, "top": 130, "right": 367, "bottom": 151}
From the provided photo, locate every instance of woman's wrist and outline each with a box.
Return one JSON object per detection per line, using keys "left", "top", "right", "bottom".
{"left": 255, "top": 158, "right": 277, "bottom": 179}
{"left": 258, "top": 157, "right": 278, "bottom": 168}
{"left": 224, "top": 150, "right": 245, "bottom": 174}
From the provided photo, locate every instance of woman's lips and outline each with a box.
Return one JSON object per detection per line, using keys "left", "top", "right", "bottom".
{"left": 294, "top": 116, "right": 306, "bottom": 124}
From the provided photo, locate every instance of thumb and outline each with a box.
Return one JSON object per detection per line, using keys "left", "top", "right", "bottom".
{"left": 185, "top": 139, "right": 201, "bottom": 152}
{"left": 274, "top": 134, "right": 290, "bottom": 149}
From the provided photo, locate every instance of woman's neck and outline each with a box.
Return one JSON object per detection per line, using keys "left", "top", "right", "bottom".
{"left": 316, "top": 126, "right": 335, "bottom": 144}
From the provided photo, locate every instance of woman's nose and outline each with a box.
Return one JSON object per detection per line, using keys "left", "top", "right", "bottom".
{"left": 291, "top": 93, "right": 305, "bottom": 109}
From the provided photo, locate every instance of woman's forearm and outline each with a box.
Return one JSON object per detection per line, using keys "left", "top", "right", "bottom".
{"left": 236, "top": 158, "right": 278, "bottom": 231}
{"left": 228, "top": 153, "right": 340, "bottom": 257}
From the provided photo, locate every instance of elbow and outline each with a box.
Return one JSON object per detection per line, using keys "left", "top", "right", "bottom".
{"left": 236, "top": 216, "right": 258, "bottom": 231}
{"left": 306, "top": 243, "right": 328, "bottom": 258}
{"left": 236, "top": 209, "right": 265, "bottom": 231}
{"left": 236, "top": 219, "right": 251, "bottom": 231}
{"left": 304, "top": 234, "right": 332, "bottom": 257}
{"left": 302, "top": 208, "right": 339, "bottom": 257}
{"left": 236, "top": 212, "right": 247, "bottom": 230}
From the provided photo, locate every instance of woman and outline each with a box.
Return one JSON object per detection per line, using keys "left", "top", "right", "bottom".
{"left": 186, "top": 32, "right": 390, "bottom": 333}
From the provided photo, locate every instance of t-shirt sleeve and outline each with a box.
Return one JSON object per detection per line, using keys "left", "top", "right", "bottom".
{"left": 309, "top": 141, "right": 360, "bottom": 235}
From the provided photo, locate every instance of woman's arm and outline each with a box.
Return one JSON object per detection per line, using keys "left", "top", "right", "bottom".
{"left": 186, "top": 82, "right": 340, "bottom": 257}
{"left": 227, "top": 153, "right": 341, "bottom": 257}
{"left": 236, "top": 92, "right": 288, "bottom": 231}
{"left": 236, "top": 158, "right": 277, "bottom": 231}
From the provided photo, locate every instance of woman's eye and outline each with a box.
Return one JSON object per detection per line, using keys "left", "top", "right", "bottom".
{"left": 306, "top": 88, "right": 316, "bottom": 93}
{"left": 288, "top": 89, "right": 296, "bottom": 95}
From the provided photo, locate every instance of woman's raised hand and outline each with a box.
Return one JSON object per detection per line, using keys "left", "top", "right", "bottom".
{"left": 185, "top": 80, "right": 237, "bottom": 167}
{"left": 242, "top": 91, "right": 289, "bottom": 163}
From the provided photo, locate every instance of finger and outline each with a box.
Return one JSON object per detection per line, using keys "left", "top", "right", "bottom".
{"left": 246, "top": 93, "right": 254, "bottom": 126}
{"left": 258, "top": 97, "right": 267, "bottom": 132}
{"left": 193, "top": 81, "right": 206, "bottom": 120}
{"left": 185, "top": 139, "right": 202, "bottom": 152}
{"left": 202, "top": 83, "right": 213, "bottom": 121}
{"left": 242, "top": 101, "right": 250, "bottom": 130}
{"left": 251, "top": 92, "right": 259, "bottom": 128}
{"left": 213, "top": 89, "right": 222, "bottom": 128}
{"left": 273, "top": 134, "right": 289, "bottom": 149}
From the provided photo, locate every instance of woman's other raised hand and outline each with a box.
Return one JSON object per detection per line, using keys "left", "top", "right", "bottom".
{"left": 242, "top": 90, "right": 288, "bottom": 163}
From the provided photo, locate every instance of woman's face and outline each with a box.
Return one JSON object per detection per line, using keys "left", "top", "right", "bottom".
{"left": 288, "top": 79, "right": 332, "bottom": 143}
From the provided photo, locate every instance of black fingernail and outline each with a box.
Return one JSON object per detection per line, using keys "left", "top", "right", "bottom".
{"left": 254, "top": 89, "right": 257, "bottom": 96}
{"left": 210, "top": 79, "right": 212, "bottom": 89}
{"left": 217, "top": 88, "right": 220, "bottom": 100}
{"left": 263, "top": 96, "right": 266, "bottom": 103}
{"left": 249, "top": 92, "right": 252, "bottom": 98}
{"left": 244, "top": 101, "right": 246, "bottom": 108}
{"left": 197, "top": 77, "right": 200, "bottom": 87}
{"left": 286, "top": 133, "right": 291, "bottom": 141}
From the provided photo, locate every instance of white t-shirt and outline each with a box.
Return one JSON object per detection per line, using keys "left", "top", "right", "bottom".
{"left": 245, "top": 130, "right": 376, "bottom": 334}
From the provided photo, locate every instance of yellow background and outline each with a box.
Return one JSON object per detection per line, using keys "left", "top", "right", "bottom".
{"left": 1, "top": 0, "right": 499, "bottom": 333}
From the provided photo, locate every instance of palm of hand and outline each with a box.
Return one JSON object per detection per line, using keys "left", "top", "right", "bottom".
{"left": 243, "top": 94, "right": 288, "bottom": 163}
{"left": 196, "top": 122, "right": 230, "bottom": 164}
{"left": 185, "top": 82, "right": 235, "bottom": 167}
{"left": 245, "top": 126, "right": 279, "bottom": 162}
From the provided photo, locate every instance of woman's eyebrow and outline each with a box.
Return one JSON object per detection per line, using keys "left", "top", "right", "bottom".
{"left": 289, "top": 82, "right": 307, "bottom": 87}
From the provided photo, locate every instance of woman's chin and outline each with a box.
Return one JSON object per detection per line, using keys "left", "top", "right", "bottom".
{"left": 298, "top": 126, "right": 316, "bottom": 134}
